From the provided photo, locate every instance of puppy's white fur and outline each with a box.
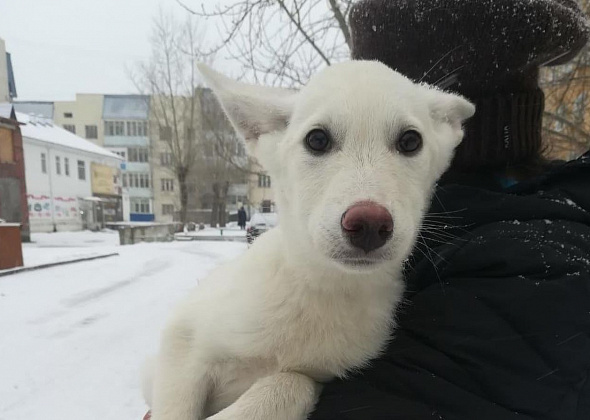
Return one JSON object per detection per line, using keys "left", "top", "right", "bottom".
{"left": 144, "top": 60, "right": 474, "bottom": 420}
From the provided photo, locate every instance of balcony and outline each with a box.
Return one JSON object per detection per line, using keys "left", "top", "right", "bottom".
{"left": 104, "top": 135, "right": 149, "bottom": 147}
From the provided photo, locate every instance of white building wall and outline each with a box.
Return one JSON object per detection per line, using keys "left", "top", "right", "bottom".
{"left": 23, "top": 138, "right": 120, "bottom": 232}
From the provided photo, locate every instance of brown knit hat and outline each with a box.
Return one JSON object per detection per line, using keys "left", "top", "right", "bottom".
{"left": 350, "top": 0, "right": 590, "bottom": 171}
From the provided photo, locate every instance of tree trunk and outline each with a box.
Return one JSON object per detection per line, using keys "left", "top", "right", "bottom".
{"left": 211, "top": 182, "right": 219, "bottom": 227}
{"left": 219, "top": 181, "right": 229, "bottom": 227}
{"left": 178, "top": 169, "right": 189, "bottom": 224}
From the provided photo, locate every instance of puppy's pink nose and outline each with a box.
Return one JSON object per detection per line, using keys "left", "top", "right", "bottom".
{"left": 341, "top": 202, "right": 393, "bottom": 253}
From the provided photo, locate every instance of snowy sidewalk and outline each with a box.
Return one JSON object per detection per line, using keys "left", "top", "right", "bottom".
{"left": 0, "top": 231, "right": 246, "bottom": 420}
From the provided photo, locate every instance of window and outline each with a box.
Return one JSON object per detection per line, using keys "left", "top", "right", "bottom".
{"left": 63, "top": 124, "right": 76, "bottom": 134}
{"left": 0, "top": 128, "right": 14, "bottom": 163}
{"left": 64, "top": 157, "right": 70, "bottom": 176}
{"left": 64, "top": 112, "right": 73, "bottom": 118}
{"left": 258, "top": 174, "right": 271, "bottom": 188}
{"left": 122, "top": 173, "right": 127, "bottom": 187}
{"left": 162, "top": 204, "right": 175, "bottom": 215}
{"left": 137, "top": 121, "right": 148, "bottom": 136}
{"left": 85, "top": 125, "right": 98, "bottom": 139}
{"left": 127, "top": 121, "right": 137, "bottom": 136}
{"left": 160, "top": 126, "right": 172, "bottom": 141}
{"left": 77, "top": 160, "right": 86, "bottom": 180}
{"left": 41, "top": 153, "right": 47, "bottom": 174}
{"left": 160, "top": 152, "right": 173, "bottom": 166}
{"left": 55, "top": 156, "right": 61, "bottom": 175}
{"left": 113, "top": 150, "right": 126, "bottom": 160}
{"left": 104, "top": 121, "right": 124, "bottom": 136}
{"left": 128, "top": 147, "right": 149, "bottom": 162}
{"left": 126, "top": 173, "right": 150, "bottom": 189}
{"left": 140, "top": 173, "right": 150, "bottom": 188}
{"left": 161, "top": 178, "right": 174, "bottom": 191}
{"left": 131, "top": 198, "right": 151, "bottom": 214}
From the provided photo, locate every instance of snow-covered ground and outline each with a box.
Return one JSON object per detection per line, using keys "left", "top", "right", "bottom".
{"left": 0, "top": 231, "right": 247, "bottom": 420}
{"left": 176, "top": 225, "right": 247, "bottom": 238}
{"left": 20, "top": 230, "right": 121, "bottom": 268}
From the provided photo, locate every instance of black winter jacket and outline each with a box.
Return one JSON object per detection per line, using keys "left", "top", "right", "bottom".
{"left": 310, "top": 152, "right": 590, "bottom": 420}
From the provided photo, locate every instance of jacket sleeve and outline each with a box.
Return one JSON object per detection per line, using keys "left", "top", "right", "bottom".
{"left": 310, "top": 218, "right": 590, "bottom": 420}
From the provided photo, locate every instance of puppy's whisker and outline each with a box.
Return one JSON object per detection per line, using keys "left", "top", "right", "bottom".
{"left": 418, "top": 44, "right": 464, "bottom": 83}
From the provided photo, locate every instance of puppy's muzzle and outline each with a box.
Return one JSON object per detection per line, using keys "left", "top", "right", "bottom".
{"left": 341, "top": 202, "right": 393, "bottom": 253}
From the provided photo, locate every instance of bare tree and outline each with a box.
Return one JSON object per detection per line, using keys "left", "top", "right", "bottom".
{"left": 192, "top": 87, "right": 250, "bottom": 227}
{"left": 540, "top": 0, "right": 590, "bottom": 160}
{"left": 176, "top": 0, "right": 353, "bottom": 87}
{"left": 133, "top": 11, "right": 203, "bottom": 224}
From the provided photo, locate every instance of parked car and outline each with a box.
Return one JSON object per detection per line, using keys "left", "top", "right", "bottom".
{"left": 246, "top": 212, "right": 278, "bottom": 245}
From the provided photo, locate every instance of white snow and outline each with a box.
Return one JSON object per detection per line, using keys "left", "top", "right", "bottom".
{"left": 16, "top": 112, "right": 122, "bottom": 160}
{"left": 176, "top": 226, "right": 247, "bottom": 238}
{"left": 0, "top": 231, "right": 246, "bottom": 420}
{"left": 18, "top": 230, "right": 121, "bottom": 268}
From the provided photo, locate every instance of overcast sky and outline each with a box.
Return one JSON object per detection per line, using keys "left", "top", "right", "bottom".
{"left": 0, "top": 0, "right": 220, "bottom": 101}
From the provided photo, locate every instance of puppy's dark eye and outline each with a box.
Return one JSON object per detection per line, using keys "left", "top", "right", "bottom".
{"left": 396, "top": 130, "right": 423, "bottom": 155}
{"left": 305, "top": 129, "right": 331, "bottom": 153}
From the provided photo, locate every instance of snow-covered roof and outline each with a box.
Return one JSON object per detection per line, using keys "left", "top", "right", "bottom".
{"left": 16, "top": 112, "right": 122, "bottom": 160}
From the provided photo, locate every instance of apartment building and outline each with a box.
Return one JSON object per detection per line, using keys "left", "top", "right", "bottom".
{"left": 102, "top": 95, "right": 153, "bottom": 221}
{"left": 53, "top": 94, "right": 104, "bottom": 146}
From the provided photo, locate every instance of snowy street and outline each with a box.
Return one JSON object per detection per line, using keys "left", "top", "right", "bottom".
{"left": 0, "top": 232, "right": 246, "bottom": 420}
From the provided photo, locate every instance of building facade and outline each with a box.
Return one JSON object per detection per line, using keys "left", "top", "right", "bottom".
{"left": 0, "top": 104, "right": 30, "bottom": 241}
{"left": 0, "top": 38, "right": 17, "bottom": 103}
{"left": 18, "top": 112, "right": 122, "bottom": 232}
{"left": 53, "top": 94, "right": 104, "bottom": 146}
{"left": 102, "top": 95, "right": 153, "bottom": 222}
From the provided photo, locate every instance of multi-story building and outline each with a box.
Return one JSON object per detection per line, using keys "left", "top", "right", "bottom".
{"left": 17, "top": 95, "right": 155, "bottom": 222}
{"left": 102, "top": 95, "right": 153, "bottom": 222}
{"left": 18, "top": 112, "right": 122, "bottom": 232}
{"left": 248, "top": 165, "right": 274, "bottom": 213}
{"left": 150, "top": 95, "right": 181, "bottom": 223}
{"left": 53, "top": 94, "right": 104, "bottom": 146}
{"left": 16, "top": 88, "right": 257, "bottom": 224}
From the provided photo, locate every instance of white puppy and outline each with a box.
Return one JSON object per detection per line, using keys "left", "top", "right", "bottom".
{"left": 144, "top": 60, "right": 474, "bottom": 420}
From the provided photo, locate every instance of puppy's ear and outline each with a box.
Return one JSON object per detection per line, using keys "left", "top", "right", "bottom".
{"left": 198, "top": 64, "right": 296, "bottom": 142}
{"left": 428, "top": 89, "right": 475, "bottom": 137}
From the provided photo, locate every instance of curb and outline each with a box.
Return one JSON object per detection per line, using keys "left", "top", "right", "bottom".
{"left": 174, "top": 235, "right": 247, "bottom": 243}
{"left": 0, "top": 253, "right": 120, "bottom": 277}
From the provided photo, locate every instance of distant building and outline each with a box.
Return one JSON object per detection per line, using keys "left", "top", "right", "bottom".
{"left": 249, "top": 166, "right": 274, "bottom": 213}
{"left": 53, "top": 94, "right": 104, "bottom": 145}
{"left": 37, "top": 94, "right": 154, "bottom": 222}
{"left": 102, "top": 95, "right": 153, "bottom": 221}
{"left": 13, "top": 101, "right": 54, "bottom": 119}
{"left": 18, "top": 112, "right": 123, "bottom": 232}
{"left": 0, "top": 104, "right": 30, "bottom": 241}
{"left": 0, "top": 38, "right": 17, "bottom": 103}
